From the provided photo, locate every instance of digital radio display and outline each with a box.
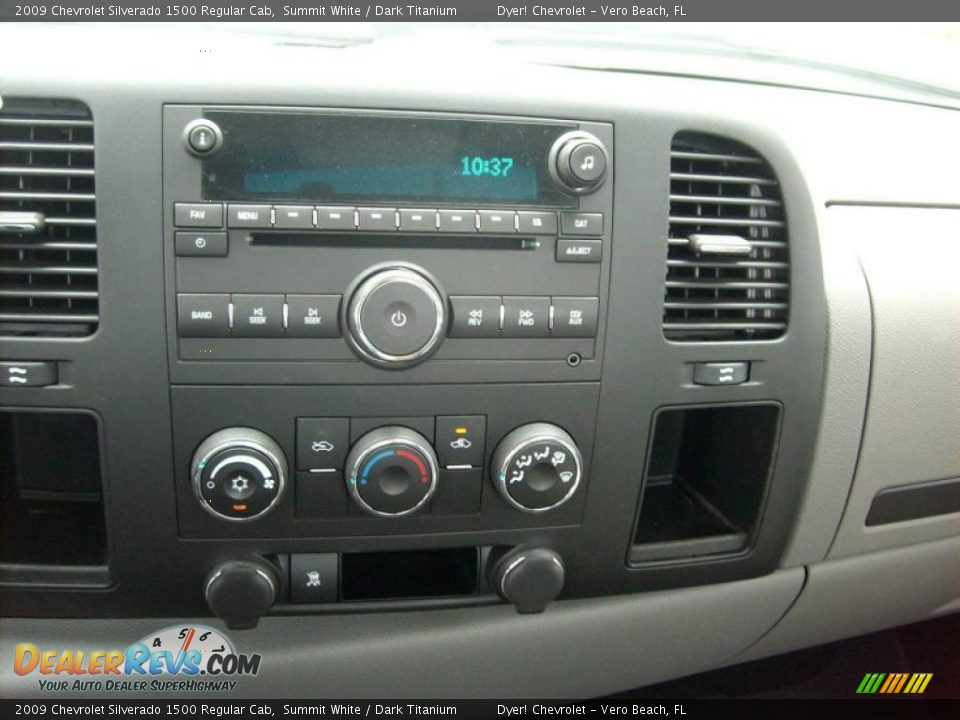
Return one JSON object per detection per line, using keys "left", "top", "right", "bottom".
{"left": 201, "top": 112, "right": 576, "bottom": 207}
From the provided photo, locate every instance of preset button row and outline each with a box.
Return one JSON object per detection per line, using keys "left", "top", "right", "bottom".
{"left": 174, "top": 202, "right": 604, "bottom": 237}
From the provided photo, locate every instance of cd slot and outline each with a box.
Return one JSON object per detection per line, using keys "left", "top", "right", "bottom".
{"left": 249, "top": 232, "right": 542, "bottom": 251}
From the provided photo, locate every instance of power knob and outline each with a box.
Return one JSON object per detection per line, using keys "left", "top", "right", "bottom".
{"left": 549, "top": 131, "right": 608, "bottom": 194}
{"left": 344, "top": 264, "right": 446, "bottom": 369}
{"left": 491, "top": 423, "right": 583, "bottom": 513}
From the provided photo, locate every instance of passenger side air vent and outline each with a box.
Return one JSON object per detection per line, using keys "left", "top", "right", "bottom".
{"left": 0, "top": 99, "right": 98, "bottom": 337}
{"left": 664, "top": 133, "right": 788, "bottom": 341}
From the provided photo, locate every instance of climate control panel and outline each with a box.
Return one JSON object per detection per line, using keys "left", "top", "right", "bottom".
{"left": 172, "top": 383, "right": 598, "bottom": 539}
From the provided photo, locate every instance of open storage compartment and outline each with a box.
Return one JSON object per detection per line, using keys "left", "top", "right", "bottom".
{"left": 629, "top": 403, "right": 780, "bottom": 564}
{"left": 0, "top": 411, "right": 109, "bottom": 585}
{"left": 341, "top": 547, "right": 481, "bottom": 601}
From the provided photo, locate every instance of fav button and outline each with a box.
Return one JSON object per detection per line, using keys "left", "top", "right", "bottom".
{"left": 231, "top": 294, "right": 284, "bottom": 337}
{"left": 174, "top": 203, "right": 223, "bottom": 228}
{"left": 502, "top": 296, "right": 550, "bottom": 338}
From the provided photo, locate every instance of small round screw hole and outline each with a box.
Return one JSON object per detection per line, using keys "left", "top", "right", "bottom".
{"left": 566, "top": 353, "right": 582, "bottom": 368}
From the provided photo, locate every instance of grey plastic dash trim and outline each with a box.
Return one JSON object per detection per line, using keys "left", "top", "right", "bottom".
{"left": 0, "top": 569, "right": 803, "bottom": 699}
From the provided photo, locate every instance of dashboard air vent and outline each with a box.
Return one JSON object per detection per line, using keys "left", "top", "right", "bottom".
{"left": 664, "top": 132, "right": 788, "bottom": 341}
{"left": 0, "top": 98, "right": 98, "bottom": 337}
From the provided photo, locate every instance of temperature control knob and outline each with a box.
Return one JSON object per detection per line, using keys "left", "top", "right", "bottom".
{"left": 550, "top": 131, "right": 608, "bottom": 194}
{"left": 345, "top": 426, "right": 439, "bottom": 517}
{"left": 191, "top": 427, "right": 287, "bottom": 522}
{"left": 491, "top": 423, "right": 583, "bottom": 513}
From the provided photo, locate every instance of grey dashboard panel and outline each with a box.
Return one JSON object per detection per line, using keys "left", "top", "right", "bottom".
{"left": 828, "top": 207, "right": 960, "bottom": 558}
{"left": 736, "top": 535, "right": 960, "bottom": 665}
{"left": 779, "top": 208, "right": 872, "bottom": 568}
{"left": 0, "top": 568, "right": 803, "bottom": 699}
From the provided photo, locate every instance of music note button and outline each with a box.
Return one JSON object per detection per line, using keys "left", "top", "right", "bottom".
{"left": 569, "top": 142, "right": 606, "bottom": 184}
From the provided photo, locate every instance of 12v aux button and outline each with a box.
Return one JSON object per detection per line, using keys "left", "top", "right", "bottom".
{"left": 344, "top": 264, "right": 446, "bottom": 368}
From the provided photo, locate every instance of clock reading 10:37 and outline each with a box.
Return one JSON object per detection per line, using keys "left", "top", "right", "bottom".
{"left": 460, "top": 156, "right": 515, "bottom": 178}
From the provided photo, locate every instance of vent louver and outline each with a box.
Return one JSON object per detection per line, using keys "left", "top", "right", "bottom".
{"left": 0, "top": 99, "right": 98, "bottom": 337}
{"left": 664, "top": 132, "right": 788, "bottom": 341}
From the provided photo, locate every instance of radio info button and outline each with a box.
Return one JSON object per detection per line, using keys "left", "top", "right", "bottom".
{"left": 516, "top": 211, "right": 558, "bottom": 235}
{"left": 316, "top": 206, "right": 356, "bottom": 230}
{"left": 275, "top": 205, "right": 315, "bottom": 229}
{"left": 286, "top": 294, "right": 341, "bottom": 338}
{"left": 502, "top": 296, "right": 550, "bottom": 338}
{"left": 231, "top": 294, "right": 284, "bottom": 337}
{"left": 399, "top": 209, "right": 438, "bottom": 232}
{"left": 438, "top": 209, "right": 477, "bottom": 233}
{"left": 177, "top": 293, "right": 230, "bottom": 337}
{"left": 449, "top": 296, "right": 501, "bottom": 338}
{"left": 556, "top": 238, "right": 602, "bottom": 263}
{"left": 228, "top": 204, "right": 272, "bottom": 228}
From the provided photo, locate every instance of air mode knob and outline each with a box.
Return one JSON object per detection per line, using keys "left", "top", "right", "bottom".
{"left": 191, "top": 427, "right": 288, "bottom": 522}
{"left": 550, "top": 131, "right": 608, "bottom": 194}
{"left": 345, "top": 426, "right": 439, "bottom": 517}
{"left": 491, "top": 423, "right": 583, "bottom": 513}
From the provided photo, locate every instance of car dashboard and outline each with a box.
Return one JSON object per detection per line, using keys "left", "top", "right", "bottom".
{"left": 0, "top": 23, "right": 959, "bottom": 698}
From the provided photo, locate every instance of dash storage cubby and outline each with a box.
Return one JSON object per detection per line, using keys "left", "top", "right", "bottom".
{"left": 629, "top": 403, "right": 781, "bottom": 564}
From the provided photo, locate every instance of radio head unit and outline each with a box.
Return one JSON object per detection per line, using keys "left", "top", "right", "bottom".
{"left": 198, "top": 111, "right": 585, "bottom": 207}
{"left": 163, "top": 106, "right": 613, "bottom": 382}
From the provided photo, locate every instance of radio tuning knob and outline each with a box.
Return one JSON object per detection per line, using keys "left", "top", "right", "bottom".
{"left": 550, "top": 131, "right": 608, "bottom": 194}
{"left": 491, "top": 423, "right": 583, "bottom": 513}
{"left": 191, "top": 427, "right": 288, "bottom": 522}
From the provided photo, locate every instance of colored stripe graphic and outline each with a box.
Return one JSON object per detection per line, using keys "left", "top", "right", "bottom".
{"left": 857, "top": 672, "right": 932, "bottom": 694}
